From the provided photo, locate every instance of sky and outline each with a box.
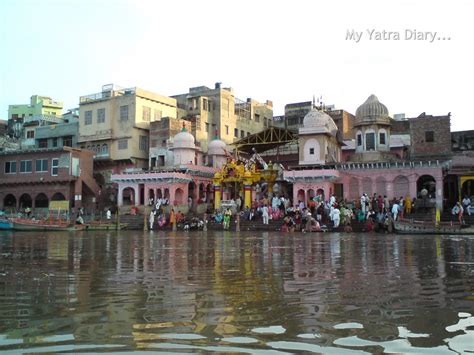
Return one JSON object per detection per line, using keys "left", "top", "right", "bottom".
{"left": 0, "top": 0, "right": 472, "bottom": 131}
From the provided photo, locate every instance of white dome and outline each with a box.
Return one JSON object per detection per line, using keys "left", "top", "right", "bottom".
{"left": 207, "top": 138, "right": 226, "bottom": 155}
{"left": 302, "top": 108, "right": 338, "bottom": 136}
{"left": 173, "top": 129, "right": 195, "bottom": 149}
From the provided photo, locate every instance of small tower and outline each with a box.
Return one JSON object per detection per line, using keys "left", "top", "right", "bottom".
{"left": 207, "top": 130, "right": 227, "bottom": 169}
{"left": 298, "top": 107, "right": 341, "bottom": 165}
{"left": 353, "top": 94, "right": 391, "bottom": 161}
{"left": 170, "top": 124, "right": 197, "bottom": 165}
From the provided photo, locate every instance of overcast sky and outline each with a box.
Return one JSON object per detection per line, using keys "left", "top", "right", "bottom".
{"left": 1, "top": 0, "right": 472, "bottom": 131}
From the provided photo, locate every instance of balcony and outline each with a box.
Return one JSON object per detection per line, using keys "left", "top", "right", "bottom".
{"left": 78, "top": 129, "right": 113, "bottom": 143}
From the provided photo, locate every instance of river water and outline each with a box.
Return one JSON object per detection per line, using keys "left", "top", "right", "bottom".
{"left": 0, "top": 230, "right": 473, "bottom": 354}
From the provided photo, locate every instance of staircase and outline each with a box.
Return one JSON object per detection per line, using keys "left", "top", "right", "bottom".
{"left": 119, "top": 213, "right": 145, "bottom": 230}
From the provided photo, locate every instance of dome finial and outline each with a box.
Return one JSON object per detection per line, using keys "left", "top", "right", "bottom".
{"left": 181, "top": 121, "right": 186, "bottom": 132}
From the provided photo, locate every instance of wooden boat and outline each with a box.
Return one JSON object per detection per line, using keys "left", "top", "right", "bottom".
{"left": 0, "top": 218, "right": 13, "bottom": 230}
{"left": 84, "top": 222, "right": 127, "bottom": 231}
{"left": 394, "top": 219, "right": 474, "bottom": 235}
{"left": 10, "top": 218, "right": 86, "bottom": 231}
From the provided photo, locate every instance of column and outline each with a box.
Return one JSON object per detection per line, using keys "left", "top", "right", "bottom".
{"left": 243, "top": 179, "right": 252, "bottom": 209}
{"left": 214, "top": 183, "right": 221, "bottom": 210}
{"left": 118, "top": 187, "right": 123, "bottom": 207}
{"left": 436, "top": 176, "right": 443, "bottom": 211}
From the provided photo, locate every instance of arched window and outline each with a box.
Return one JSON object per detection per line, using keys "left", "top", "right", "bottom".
{"left": 101, "top": 144, "right": 108, "bottom": 155}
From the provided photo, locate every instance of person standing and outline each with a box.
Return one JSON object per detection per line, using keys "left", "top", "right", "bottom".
{"left": 223, "top": 208, "right": 232, "bottom": 230}
{"left": 169, "top": 208, "right": 176, "bottom": 230}
{"left": 391, "top": 201, "right": 399, "bottom": 221}
{"left": 360, "top": 194, "right": 367, "bottom": 215}
{"left": 332, "top": 207, "right": 341, "bottom": 228}
{"left": 262, "top": 204, "right": 269, "bottom": 225}
{"left": 404, "top": 196, "right": 412, "bottom": 215}
{"left": 149, "top": 210, "right": 155, "bottom": 230}
{"left": 106, "top": 209, "right": 112, "bottom": 220}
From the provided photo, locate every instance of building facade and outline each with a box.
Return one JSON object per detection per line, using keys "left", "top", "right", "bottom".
{"left": 0, "top": 147, "right": 99, "bottom": 213}
{"left": 172, "top": 83, "right": 273, "bottom": 151}
{"left": 7, "top": 95, "right": 63, "bottom": 139}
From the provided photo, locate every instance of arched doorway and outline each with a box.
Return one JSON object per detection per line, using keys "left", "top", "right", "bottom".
{"left": 349, "top": 177, "right": 359, "bottom": 200}
{"left": 393, "top": 176, "right": 409, "bottom": 198}
{"left": 199, "top": 183, "right": 205, "bottom": 203}
{"left": 19, "top": 194, "right": 32, "bottom": 208}
{"left": 4, "top": 194, "right": 16, "bottom": 210}
{"left": 175, "top": 188, "right": 184, "bottom": 205}
{"left": 417, "top": 175, "right": 436, "bottom": 199}
{"left": 297, "top": 189, "right": 305, "bottom": 205}
{"left": 122, "top": 187, "right": 135, "bottom": 205}
{"left": 316, "top": 188, "right": 325, "bottom": 202}
{"left": 375, "top": 177, "right": 386, "bottom": 196}
{"left": 307, "top": 189, "right": 315, "bottom": 202}
{"left": 35, "top": 193, "right": 49, "bottom": 208}
{"left": 148, "top": 189, "right": 155, "bottom": 205}
{"left": 188, "top": 182, "right": 196, "bottom": 208}
{"left": 206, "top": 184, "right": 213, "bottom": 204}
{"left": 51, "top": 192, "right": 66, "bottom": 201}
{"left": 164, "top": 188, "right": 170, "bottom": 200}
{"left": 362, "top": 177, "right": 372, "bottom": 196}
{"left": 461, "top": 179, "right": 474, "bottom": 199}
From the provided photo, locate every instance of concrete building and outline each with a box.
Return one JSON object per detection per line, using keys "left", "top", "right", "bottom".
{"left": 171, "top": 83, "right": 273, "bottom": 151}
{"left": 7, "top": 95, "right": 63, "bottom": 139}
{"left": 0, "top": 147, "right": 99, "bottom": 213}
{"left": 35, "top": 121, "right": 78, "bottom": 149}
{"left": 78, "top": 84, "right": 178, "bottom": 180}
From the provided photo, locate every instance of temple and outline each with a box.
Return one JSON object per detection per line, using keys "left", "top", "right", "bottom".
{"left": 111, "top": 94, "right": 465, "bottom": 212}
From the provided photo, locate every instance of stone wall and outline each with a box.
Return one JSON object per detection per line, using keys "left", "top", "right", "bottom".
{"left": 409, "top": 114, "right": 451, "bottom": 158}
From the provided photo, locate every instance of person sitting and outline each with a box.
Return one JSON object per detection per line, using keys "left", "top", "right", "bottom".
{"left": 214, "top": 211, "right": 223, "bottom": 224}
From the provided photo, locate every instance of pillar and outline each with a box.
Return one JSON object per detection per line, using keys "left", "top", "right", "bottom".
{"left": 214, "top": 183, "right": 221, "bottom": 210}
{"left": 144, "top": 185, "right": 149, "bottom": 207}
{"left": 118, "top": 187, "right": 123, "bottom": 207}
{"left": 244, "top": 181, "right": 252, "bottom": 208}
{"left": 436, "top": 176, "right": 443, "bottom": 211}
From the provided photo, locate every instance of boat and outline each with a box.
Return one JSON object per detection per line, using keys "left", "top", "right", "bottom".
{"left": 84, "top": 221, "right": 127, "bottom": 230}
{"left": 10, "top": 218, "right": 86, "bottom": 231}
{"left": 0, "top": 218, "right": 12, "bottom": 230}
{"left": 394, "top": 219, "right": 474, "bottom": 235}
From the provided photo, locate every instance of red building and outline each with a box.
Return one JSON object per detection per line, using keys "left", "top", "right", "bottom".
{"left": 0, "top": 147, "right": 99, "bottom": 213}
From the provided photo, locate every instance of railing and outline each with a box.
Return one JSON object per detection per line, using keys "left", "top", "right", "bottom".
{"left": 23, "top": 114, "right": 64, "bottom": 124}
{"left": 79, "top": 88, "right": 136, "bottom": 103}
{"left": 335, "top": 160, "right": 448, "bottom": 170}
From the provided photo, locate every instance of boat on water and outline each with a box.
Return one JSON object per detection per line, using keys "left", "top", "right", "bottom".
{"left": 10, "top": 218, "right": 87, "bottom": 231}
{"left": 394, "top": 219, "right": 474, "bottom": 235}
{"left": 0, "top": 218, "right": 13, "bottom": 230}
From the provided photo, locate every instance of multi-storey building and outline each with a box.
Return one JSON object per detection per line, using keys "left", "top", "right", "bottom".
{"left": 0, "top": 147, "right": 99, "bottom": 213}
{"left": 78, "top": 84, "right": 178, "bottom": 178}
{"left": 7, "top": 95, "right": 63, "bottom": 139}
{"left": 171, "top": 83, "right": 273, "bottom": 151}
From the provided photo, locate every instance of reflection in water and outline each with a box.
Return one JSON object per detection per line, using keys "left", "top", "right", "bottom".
{"left": 0, "top": 230, "right": 473, "bottom": 353}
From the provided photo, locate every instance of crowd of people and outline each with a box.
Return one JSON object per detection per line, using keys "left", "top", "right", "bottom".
{"left": 208, "top": 192, "right": 434, "bottom": 233}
